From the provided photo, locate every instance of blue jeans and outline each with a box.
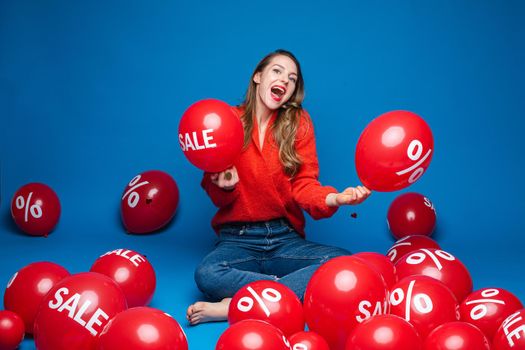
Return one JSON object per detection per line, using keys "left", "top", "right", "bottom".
{"left": 194, "top": 218, "right": 351, "bottom": 302}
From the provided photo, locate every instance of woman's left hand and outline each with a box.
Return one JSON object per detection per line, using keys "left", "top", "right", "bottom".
{"left": 326, "top": 186, "right": 372, "bottom": 207}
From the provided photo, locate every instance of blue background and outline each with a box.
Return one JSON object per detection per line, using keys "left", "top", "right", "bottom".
{"left": 1, "top": 0, "right": 524, "bottom": 348}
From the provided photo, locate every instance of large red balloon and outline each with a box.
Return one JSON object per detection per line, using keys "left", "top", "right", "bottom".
{"left": 387, "top": 192, "right": 437, "bottom": 239}
{"left": 493, "top": 309, "right": 525, "bottom": 350}
{"left": 395, "top": 248, "right": 473, "bottom": 303}
{"left": 97, "top": 307, "right": 188, "bottom": 350}
{"left": 390, "top": 276, "right": 459, "bottom": 339}
{"left": 0, "top": 310, "right": 25, "bottom": 350}
{"left": 178, "top": 99, "right": 244, "bottom": 172}
{"left": 424, "top": 322, "right": 490, "bottom": 350}
{"left": 229, "top": 280, "right": 304, "bottom": 337}
{"left": 10, "top": 183, "right": 61, "bottom": 236}
{"left": 304, "top": 256, "right": 389, "bottom": 350}
{"left": 353, "top": 252, "right": 397, "bottom": 289}
{"left": 460, "top": 288, "right": 523, "bottom": 342}
{"left": 289, "top": 331, "right": 330, "bottom": 350}
{"left": 33, "top": 272, "right": 127, "bottom": 350}
{"left": 90, "top": 248, "right": 156, "bottom": 307}
{"left": 120, "top": 170, "right": 179, "bottom": 234}
{"left": 346, "top": 314, "right": 422, "bottom": 350}
{"left": 355, "top": 110, "right": 434, "bottom": 192}
{"left": 386, "top": 235, "right": 441, "bottom": 264}
{"left": 216, "top": 319, "right": 291, "bottom": 350}
{"left": 3, "top": 261, "right": 70, "bottom": 334}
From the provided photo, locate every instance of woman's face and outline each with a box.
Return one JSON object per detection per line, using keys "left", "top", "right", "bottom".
{"left": 253, "top": 55, "right": 298, "bottom": 111}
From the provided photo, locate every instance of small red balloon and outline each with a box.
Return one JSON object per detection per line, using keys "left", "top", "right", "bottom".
{"left": 90, "top": 249, "right": 156, "bottom": 307}
{"left": 387, "top": 192, "right": 437, "bottom": 239}
{"left": 289, "top": 331, "right": 330, "bottom": 350}
{"left": 390, "top": 275, "right": 459, "bottom": 339}
{"left": 395, "top": 248, "right": 473, "bottom": 303}
{"left": 33, "top": 272, "right": 127, "bottom": 350}
{"left": 460, "top": 288, "right": 523, "bottom": 342}
{"left": 493, "top": 309, "right": 525, "bottom": 350}
{"left": 10, "top": 183, "right": 61, "bottom": 236}
{"left": 97, "top": 307, "right": 188, "bottom": 350}
{"left": 0, "top": 310, "right": 25, "bottom": 350}
{"left": 216, "top": 319, "right": 291, "bottom": 350}
{"left": 178, "top": 99, "right": 244, "bottom": 172}
{"left": 424, "top": 322, "right": 490, "bottom": 350}
{"left": 355, "top": 110, "right": 434, "bottom": 192}
{"left": 386, "top": 235, "right": 441, "bottom": 264}
{"left": 346, "top": 314, "right": 422, "bottom": 350}
{"left": 228, "top": 280, "right": 304, "bottom": 337}
{"left": 3, "top": 261, "right": 69, "bottom": 334}
{"left": 304, "top": 256, "right": 389, "bottom": 350}
{"left": 120, "top": 170, "right": 179, "bottom": 234}
{"left": 353, "top": 252, "right": 398, "bottom": 289}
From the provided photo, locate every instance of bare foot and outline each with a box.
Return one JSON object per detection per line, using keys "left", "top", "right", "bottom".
{"left": 186, "top": 298, "right": 231, "bottom": 325}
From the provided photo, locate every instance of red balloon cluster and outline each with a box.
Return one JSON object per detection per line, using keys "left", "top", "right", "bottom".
{"left": 352, "top": 252, "right": 397, "bottom": 289}
{"left": 0, "top": 310, "right": 25, "bottom": 350}
{"left": 424, "top": 322, "right": 490, "bottom": 350}
{"left": 120, "top": 170, "right": 179, "bottom": 234}
{"left": 386, "top": 235, "right": 441, "bottom": 264}
{"left": 355, "top": 110, "right": 434, "bottom": 192}
{"left": 179, "top": 99, "right": 244, "bottom": 172}
{"left": 10, "top": 183, "right": 61, "bottom": 236}
{"left": 387, "top": 192, "right": 437, "bottom": 239}
{"left": 216, "top": 319, "right": 290, "bottom": 350}
{"left": 289, "top": 331, "right": 330, "bottom": 350}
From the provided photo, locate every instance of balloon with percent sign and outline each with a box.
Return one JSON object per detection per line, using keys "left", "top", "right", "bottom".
{"left": 387, "top": 192, "right": 437, "bottom": 239}
{"left": 460, "top": 288, "right": 523, "bottom": 341}
{"left": 216, "top": 319, "right": 291, "bottom": 350}
{"left": 353, "top": 252, "right": 397, "bottom": 289}
{"left": 386, "top": 235, "right": 441, "bottom": 264}
{"left": 0, "top": 310, "right": 25, "bottom": 350}
{"left": 355, "top": 110, "right": 434, "bottom": 192}
{"left": 90, "top": 248, "right": 156, "bottom": 307}
{"left": 120, "top": 170, "right": 179, "bottom": 234}
{"left": 179, "top": 99, "right": 244, "bottom": 173}
{"left": 228, "top": 280, "right": 304, "bottom": 337}
{"left": 289, "top": 331, "right": 330, "bottom": 350}
{"left": 424, "top": 321, "right": 490, "bottom": 350}
{"left": 395, "top": 248, "right": 473, "bottom": 303}
{"left": 493, "top": 308, "right": 525, "bottom": 350}
{"left": 304, "top": 256, "right": 389, "bottom": 350}
{"left": 10, "top": 182, "right": 61, "bottom": 236}
{"left": 3, "top": 261, "right": 70, "bottom": 334}
{"left": 346, "top": 314, "right": 422, "bottom": 350}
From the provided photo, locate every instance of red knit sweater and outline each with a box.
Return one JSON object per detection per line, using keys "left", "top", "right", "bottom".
{"left": 201, "top": 107, "right": 338, "bottom": 237}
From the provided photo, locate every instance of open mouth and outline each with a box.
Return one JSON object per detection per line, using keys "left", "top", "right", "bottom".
{"left": 270, "top": 85, "right": 286, "bottom": 101}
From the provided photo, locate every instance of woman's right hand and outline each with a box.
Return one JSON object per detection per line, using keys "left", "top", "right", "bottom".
{"left": 210, "top": 166, "right": 239, "bottom": 191}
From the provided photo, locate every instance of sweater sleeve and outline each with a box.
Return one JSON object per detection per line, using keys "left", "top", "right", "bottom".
{"left": 201, "top": 172, "right": 239, "bottom": 208}
{"left": 291, "top": 113, "right": 339, "bottom": 219}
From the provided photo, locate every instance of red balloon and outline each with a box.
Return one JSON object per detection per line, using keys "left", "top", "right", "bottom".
{"left": 228, "top": 280, "right": 304, "bottom": 337}
{"left": 97, "top": 307, "right": 188, "bottom": 350}
{"left": 424, "top": 322, "right": 490, "bottom": 350}
{"left": 178, "top": 99, "right": 244, "bottom": 172}
{"left": 289, "top": 331, "right": 330, "bottom": 350}
{"left": 460, "top": 288, "right": 523, "bottom": 342}
{"left": 355, "top": 110, "right": 434, "bottom": 192}
{"left": 395, "top": 248, "right": 473, "bottom": 303}
{"left": 10, "top": 183, "right": 61, "bottom": 236}
{"left": 33, "top": 272, "right": 127, "bottom": 350}
{"left": 353, "top": 252, "right": 398, "bottom": 289}
{"left": 216, "top": 319, "right": 291, "bottom": 350}
{"left": 390, "top": 276, "right": 459, "bottom": 339}
{"left": 120, "top": 170, "right": 179, "bottom": 234}
{"left": 387, "top": 192, "right": 437, "bottom": 239}
{"left": 90, "top": 249, "right": 156, "bottom": 307}
{"left": 346, "top": 314, "right": 422, "bottom": 350}
{"left": 304, "top": 256, "right": 389, "bottom": 350}
{"left": 3, "top": 261, "right": 69, "bottom": 333}
{"left": 386, "top": 235, "right": 441, "bottom": 264}
{"left": 0, "top": 310, "right": 25, "bottom": 350}
{"left": 493, "top": 309, "right": 525, "bottom": 350}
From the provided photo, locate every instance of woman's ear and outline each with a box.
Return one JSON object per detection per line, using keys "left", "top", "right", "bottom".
{"left": 253, "top": 72, "right": 261, "bottom": 84}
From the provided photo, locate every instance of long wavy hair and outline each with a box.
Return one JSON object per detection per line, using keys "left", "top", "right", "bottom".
{"left": 239, "top": 49, "right": 306, "bottom": 177}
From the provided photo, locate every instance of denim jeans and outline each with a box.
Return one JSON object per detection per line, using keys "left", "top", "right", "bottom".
{"left": 194, "top": 218, "right": 351, "bottom": 301}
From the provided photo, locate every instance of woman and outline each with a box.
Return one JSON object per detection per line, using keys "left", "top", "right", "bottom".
{"left": 186, "top": 49, "right": 371, "bottom": 325}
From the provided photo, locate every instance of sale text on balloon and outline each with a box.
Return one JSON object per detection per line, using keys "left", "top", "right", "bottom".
{"left": 179, "top": 129, "right": 217, "bottom": 152}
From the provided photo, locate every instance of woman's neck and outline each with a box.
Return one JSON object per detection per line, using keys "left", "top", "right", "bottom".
{"left": 255, "top": 99, "right": 274, "bottom": 126}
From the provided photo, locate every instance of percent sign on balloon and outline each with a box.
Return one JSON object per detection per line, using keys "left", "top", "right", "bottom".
{"left": 387, "top": 236, "right": 413, "bottom": 262}
{"left": 465, "top": 289, "right": 505, "bottom": 320}
{"left": 406, "top": 249, "right": 455, "bottom": 270}
{"left": 237, "top": 286, "right": 282, "bottom": 317}
{"left": 396, "top": 140, "right": 432, "bottom": 184}
{"left": 391, "top": 280, "right": 433, "bottom": 321}
{"left": 15, "top": 192, "right": 42, "bottom": 222}
{"left": 122, "top": 175, "right": 150, "bottom": 208}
